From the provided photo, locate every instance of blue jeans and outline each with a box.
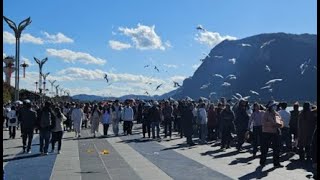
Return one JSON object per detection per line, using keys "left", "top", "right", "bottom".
{"left": 151, "top": 122, "right": 160, "bottom": 138}
{"left": 40, "top": 128, "right": 51, "bottom": 153}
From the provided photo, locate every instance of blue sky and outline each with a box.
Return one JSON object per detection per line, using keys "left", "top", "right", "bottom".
{"left": 3, "top": 0, "right": 317, "bottom": 97}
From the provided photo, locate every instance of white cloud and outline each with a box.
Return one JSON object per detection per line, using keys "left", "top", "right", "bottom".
{"left": 42, "top": 32, "right": 74, "bottom": 43}
{"left": 3, "top": 31, "right": 16, "bottom": 44}
{"left": 192, "top": 63, "right": 201, "bottom": 69}
{"left": 163, "top": 64, "right": 178, "bottom": 68}
{"left": 109, "top": 40, "right": 132, "bottom": 50}
{"left": 21, "top": 33, "right": 44, "bottom": 44}
{"left": 46, "top": 48, "right": 106, "bottom": 65}
{"left": 195, "top": 30, "right": 236, "bottom": 47}
{"left": 119, "top": 23, "right": 165, "bottom": 50}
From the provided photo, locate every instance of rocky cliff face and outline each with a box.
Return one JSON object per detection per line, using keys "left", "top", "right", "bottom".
{"left": 173, "top": 33, "right": 317, "bottom": 102}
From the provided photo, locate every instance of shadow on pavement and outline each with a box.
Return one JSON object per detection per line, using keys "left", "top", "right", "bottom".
{"left": 160, "top": 143, "right": 196, "bottom": 151}
{"left": 75, "top": 171, "right": 101, "bottom": 174}
{"left": 238, "top": 166, "right": 278, "bottom": 180}
{"left": 3, "top": 153, "right": 48, "bottom": 162}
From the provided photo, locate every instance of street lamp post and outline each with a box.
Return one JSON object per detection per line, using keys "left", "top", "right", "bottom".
{"left": 34, "top": 57, "right": 48, "bottom": 95}
{"left": 48, "top": 80, "right": 56, "bottom": 96}
{"left": 41, "top": 72, "right": 50, "bottom": 92}
{"left": 20, "top": 61, "right": 29, "bottom": 78}
{"left": 54, "top": 85, "right": 60, "bottom": 97}
{"left": 3, "top": 16, "right": 32, "bottom": 101}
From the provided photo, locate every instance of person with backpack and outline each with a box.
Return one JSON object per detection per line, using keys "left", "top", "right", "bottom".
{"left": 7, "top": 105, "right": 18, "bottom": 139}
{"left": 39, "top": 101, "right": 55, "bottom": 155}
{"left": 51, "top": 107, "right": 67, "bottom": 154}
{"left": 19, "top": 101, "right": 37, "bottom": 153}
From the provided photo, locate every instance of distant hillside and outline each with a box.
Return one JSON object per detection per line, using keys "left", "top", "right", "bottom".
{"left": 173, "top": 33, "right": 317, "bottom": 102}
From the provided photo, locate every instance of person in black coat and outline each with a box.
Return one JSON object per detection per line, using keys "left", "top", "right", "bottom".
{"left": 181, "top": 102, "right": 195, "bottom": 146}
{"left": 235, "top": 100, "right": 250, "bottom": 151}
{"left": 142, "top": 105, "right": 151, "bottom": 138}
{"left": 220, "top": 104, "right": 236, "bottom": 149}
{"left": 20, "top": 102, "right": 37, "bottom": 153}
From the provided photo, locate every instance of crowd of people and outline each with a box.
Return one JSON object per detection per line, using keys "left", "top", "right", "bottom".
{"left": 2, "top": 97, "right": 317, "bottom": 176}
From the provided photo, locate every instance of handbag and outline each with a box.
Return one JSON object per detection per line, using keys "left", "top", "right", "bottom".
{"left": 10, "top": 118, "right": 16, "bottom": 124}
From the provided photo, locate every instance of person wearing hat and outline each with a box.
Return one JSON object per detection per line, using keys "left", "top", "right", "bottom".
{"left": 7, "top": 105, "right": 18, "bottom": 139}
{"left": 260, "top": 100, "right": 284, "bottom": 167}
{"left": 297, "top": 102, "right": 316, "bottom": 161}
{"left": 19, "top": 101, "right": 37, "bottom": 153}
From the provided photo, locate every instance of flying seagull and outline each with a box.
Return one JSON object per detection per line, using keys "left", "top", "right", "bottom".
{"left": 229, "top": 76, "right": 237, "bottom": 80}
{"left": 209, "top": 92, "right": 216, "bottom": 97}
{"left": 221, "top": 82, "right": 231, "bottom": 86}
{"left": 202, "top": 52, "right": 210, "bottom": 58}
{"left": 226, "top": 74, "right": 236, "bottom": 79}
{"left": 265, "top": 79, "right": 283, "bottom": 85}
{"left": 214, "top": 55, "right": 223, "bottom": 59}
{"left": 200, "top": 83, "right": 210, "bottom": 89}
{"left": 228, "top": 58, "right": 236, "bottom": 64}
{"left": 173, "top": 81, "right": 181, "bottom": 87}
{"left": 235, "top": 93, "right": 243, "bottom": 99}
{"left": 145, "top": 91, "right": 149, "bottom": 95}
{"left": 300, "top": 59, "right": 311, "bottom": 75}
{"left": 260, "top": 39, "right": 275, "bottom": 49}
{"left": 241, "top": 43, "right": 251, "bottom": 47}
{"left": 144, "top": 65, "right": 149, "bottom": 68}
{"left": 104, "top": 74, "right": 109, "bottom": 83}
{"left": 268, "top": 89, "right": 273, "bottom": 92}
{"left": 196, "top": 25, "right": 206, "bottom": 31}
{"left": 154, "top": 66, "right": 160, "bottom": 72}
{"left": 155, "top": 84, "right": 162, "bottom": 90}
{"left": 261, "top": 85, "right": 271, "bottom": 90}
{"left": 249, "top": 90, "right": 260, "bottom": 96}
{"left": 213, "top": 74, "right": 224, "bottom": 78}
{"left": 242, "top": 96, "right": 251, "bottom": 100}
{"left": 265, "top": 65, "right": 271, "bottom": 72}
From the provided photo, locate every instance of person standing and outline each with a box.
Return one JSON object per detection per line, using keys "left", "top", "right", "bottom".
{"left": 111, "top": 100, "right": 122, "bottom": 136}
{"left": 220, "top": 104, "right": 235, "bottom": 149}
{"left": 163, "top": 101, "right": 173, "bottom": 139}
{"left": 19, "top": 102, "right": 37, "bottom": 153}
{"left": 247, "top": 103, "right": 265, "bottom": 157}
{"left": 297, "top": 102, "right": 316, "bottom": 161}
{"left": 7, "top": 106, "right": 18, "bottom": 139}
{"left": 91, "top": 105, "right": 102, "bottom": 138}
{"left": 150, "top": 101, "right": 161, "bottom": 139}
{"left": 51, "top": 107, "right": 67, "bottom": 154}
{"left": 290, "top": 102, "right": 300, "bottom": 152}
{"left": 278, "top": 102, "right": 292, "bottom": 153}
{"left": 122, "top": 101, "right": 134, "bottom": 135}
{"left": 235, "top": 100, "right": 250, "bottom": 151}
{"left": 182, "top": 102, "right": 195, "bottom": 146}
{"left": 142, "top": 103, "right": 151, "bottom": 138}
{"left": 71, "top": 104, "right": 84, "bottom": 138}
{"left": 260, "top": 100, "right": 283, "bottom": 167}
{"left": 198, "top": 103, "right": 208, "bottom": 144}
{"left": 39, "top": 102, "right": 55, "bottom": 155}
{"left": 102, "top": 106, "right": 111, "bottom": 137}
{"left": 207, "top": 104, "right": 218, "bottom": 141}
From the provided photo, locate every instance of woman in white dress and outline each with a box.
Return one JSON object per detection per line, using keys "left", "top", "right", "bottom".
{"left": 71, "top": 104, "right": 84, "bottom": 138}
{"left": 91, "top": 105, "right": 102, "bottom": 138}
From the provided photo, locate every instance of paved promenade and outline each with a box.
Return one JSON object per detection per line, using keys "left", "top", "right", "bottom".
{"left": 3, "top": 123, "right": 315, "bottom": 180}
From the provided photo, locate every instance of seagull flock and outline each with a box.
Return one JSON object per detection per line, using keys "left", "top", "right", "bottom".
{"left": 100, "top": 26, "right": 314, "bottom": 100}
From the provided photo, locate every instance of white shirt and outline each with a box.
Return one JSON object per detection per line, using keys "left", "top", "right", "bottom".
{"left": 122, "top": 106, "right": 134, "bottom": 121}
{"left": 198, "top": 108, "right": 208, "bottom": 124}
{"left": 278, "top": 109, "right": 291, "bottom": 128}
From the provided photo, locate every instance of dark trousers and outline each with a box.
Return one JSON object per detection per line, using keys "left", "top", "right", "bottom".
{"left": 151, "top": 122, "right": 160, "bottom": 138}
{"left": 298, "top": 145, "right": 311, "bottom": 160}
{"left": 164, "top": 118, "right": 172, "bottom": 137}
{"left": 177, "top": 118, "right": 183, "bottom": 138}
{"left": 252, "top": 126, "right": 262, "bottom": 154}
{"left": 236, "top": 129, "right": 246, "bottom": 149}
{"left": 280, "top": 127, "right": 292, "bottom": 152}
{"left": 103, "top": 124, "right": 109, "bottom": 136}
{"left": 207, "top": 126, "right": 215, "bottom": 141}
{"left": 22, "top": 130, "right": 34, "bottom": 151}
{"left": 9, "top": 126, "right": 16, "bottom": 138}
{"left": 221, "top": 128, "right": 232, "bottom": 148}
{"left": 142, "top": 122, "right": 151, "bottom": 138}
{"left": 40, "top": 128, "right": 51, "bottom": 153}
{"left": 260, "top": 132, "right": 280, "bottom": 165}
{"left": 123, "top": 121, "right": 133, "bottom": 135}
{"left": 51, "top": 131, "right": 63, "bottom": 151}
